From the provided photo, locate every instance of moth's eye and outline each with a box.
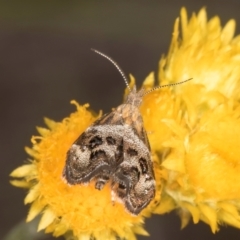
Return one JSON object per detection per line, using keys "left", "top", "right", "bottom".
{"left": 127, "top": 148, "right": 138, "bottom": 157}
{"left": 139, "top": 158, "right": 148, "bottom": 174}
{"left": 89, "top": 136, "right": 103, "bottom": 149}
{"left": 106, "top": 136, "right": 116, "bottom": 145}
{"left": 90, "top": 150, "right": 106, "bottom": 161}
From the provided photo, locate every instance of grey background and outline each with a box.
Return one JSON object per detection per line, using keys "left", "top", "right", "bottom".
{"left": 1, "top": 1, "right": 240, "bottom": 239}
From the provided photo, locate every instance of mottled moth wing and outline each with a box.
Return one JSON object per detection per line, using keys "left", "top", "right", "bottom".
{"left": 62, "top": 111, "right": 124, "bottom": 189}
{"left": 109, "top": 103, "right": 155, "bottom": 215}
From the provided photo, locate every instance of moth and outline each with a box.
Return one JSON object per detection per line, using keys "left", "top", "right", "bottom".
{"left": 63, "top": 49, "right": 191, "bottom": 215}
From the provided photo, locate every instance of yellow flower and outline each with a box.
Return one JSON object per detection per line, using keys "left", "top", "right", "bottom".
{"left": 10, "top": 6, "right": 240, "bottom": 239}
{"left": 143, "top": 8, "right": 240, "bottom": 232}
{"left": 10, "top": 101, "right": 160, "bottom": 240}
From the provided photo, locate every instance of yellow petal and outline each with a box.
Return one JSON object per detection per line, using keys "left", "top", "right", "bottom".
{"left": 44, "top": 117, "right": 58, "bottom": 130}
{"left": 178, "top": 208, "right": 191, "bottom": 229}
{"left": 180, "top": 7, "right": 188, "bottom": 41}
{"left": 38, "top": 208, "right": 56, "bottom": 231}
{"left": 24, "top": 146, "right": 38, "bottom": 158}
{"left": 36, "top": 126, "right": 50, "bottom": 137}
{"left": 197, "top": 7, "right": 207, "bottom": 28}
{"left": 132, "top": 225, "right": 149, "bottom": 236}
{"left": 218, "top": 210, "right": 240, "bottom": 229}
{"left": 24, "top": 184, "right": 40, "bottom": 204}
{"left": 153, "top": 195, "right": 176, "bottom": 214}
{"left": 161, "top": 119, "right": 185, "bottom": 138}
{"left": 51, "top": 222, "right": 68, "bottom": 237}
{"left": 142, "top": 72, "right": 155, "bottom": 90}
{"left": 221, "top": 19, "right": 235, "bottom": 44}
{"left": 10, "top": 180, "right": 31, "bottom": 188}
{"left": 218, "top": 202, "right": 239, "bottom": 219}
{"left": 180, "top": 201, "right": 200, "bottom": 224}
{"left": 27, "top": 199, "right": 46, "bottom": 222}
{"left": 162, "top": 155, "right": 185, "bottom": 173}
{"left": 198, "top": 203, "right": 218, "bottom": 233}
{"left": 77, "top": 234, "right": 91, "bottom": 240}
{"left": 10, "top": 164, "right": 35, "bottom": 178}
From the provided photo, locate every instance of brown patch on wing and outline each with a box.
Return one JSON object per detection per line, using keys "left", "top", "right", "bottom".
{"left": 116, "top": 104, "right": 150, "bottom": 149}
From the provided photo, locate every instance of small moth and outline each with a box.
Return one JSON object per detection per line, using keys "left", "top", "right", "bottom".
{"left": 63, "top": 49, "right": 191, "bottom": 215}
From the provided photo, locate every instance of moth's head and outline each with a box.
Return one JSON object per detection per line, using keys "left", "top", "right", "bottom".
{"left": 125, "top": 86, "right": 145, "bottom": 107}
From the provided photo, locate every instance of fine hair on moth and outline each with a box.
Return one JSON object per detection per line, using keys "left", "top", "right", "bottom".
{"left": 62, "top": 49, "right": 192, "bottom": 215}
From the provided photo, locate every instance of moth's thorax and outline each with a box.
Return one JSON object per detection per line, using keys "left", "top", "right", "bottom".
{"left": 125, "top": 87, "right": 145, "bottom": 107}
{"left": 114, "top": 87, "right": 146, "bottom": 139}
{"left": 116, "top": 103, "right": 143, "bottom": 140}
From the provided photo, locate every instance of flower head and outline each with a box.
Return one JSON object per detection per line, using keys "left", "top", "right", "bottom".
{"left": 145, "top": 8, "right": 240, "bottom": 232}
{"left": 10, "top": 101, "right": 160, "bottom": 240}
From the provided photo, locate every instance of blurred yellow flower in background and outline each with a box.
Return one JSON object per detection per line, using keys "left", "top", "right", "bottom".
{"left": 143, "top": 7, "right": 240, "bottom": 232}
{"left": 10, "top": 7, "right": 240, "bottom": 240}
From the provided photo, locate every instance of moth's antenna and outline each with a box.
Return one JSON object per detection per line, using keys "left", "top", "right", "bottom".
{"left": 143, "top": 78, "right": 193, "bottom": 96}
{"left": 91, "top": 49, "right": 131, "bottom": 91}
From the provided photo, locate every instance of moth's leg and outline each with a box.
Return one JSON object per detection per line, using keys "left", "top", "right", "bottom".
{"left": 94, "top": 168, "right": 111, "bottom": 190}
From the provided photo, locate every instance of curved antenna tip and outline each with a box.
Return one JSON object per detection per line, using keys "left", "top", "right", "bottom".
{"left": 143, "top": 78, "right": 193, "bottom": 96}
{"left": 91, "top": 48, "right": 131, "bottom": 91}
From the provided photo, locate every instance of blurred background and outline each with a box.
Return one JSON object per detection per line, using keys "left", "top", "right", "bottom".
{"left": 1, "top": 0, "right": 240, "bottom": 239}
